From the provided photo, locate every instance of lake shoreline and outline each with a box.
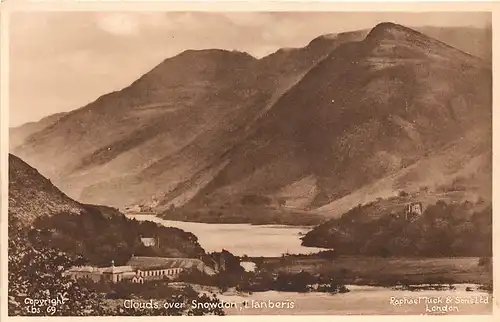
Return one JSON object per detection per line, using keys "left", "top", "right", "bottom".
{"left": 191, "top": 282, "right": 493, "bottom": 294}
{"left": 126, "top": 215, "right": 492, "bottom": 287}
{"left": 126, "top": 212, "right": 320, "bottom": 228}
{"left": 156, "top": 207, "right": 327, "bottom": 226}
{"left": 126, "top": 214, "right": 328, "bottom": 257}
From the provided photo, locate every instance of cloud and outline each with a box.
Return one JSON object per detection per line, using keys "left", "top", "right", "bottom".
{"left": 96, "top": 13, "right": 140, "bottom": 36}
{"left": 10, "top": 11, "right": 492, "bottom": 127}
{"left": 221, "top": 13, "right": 276, "bottom": 27}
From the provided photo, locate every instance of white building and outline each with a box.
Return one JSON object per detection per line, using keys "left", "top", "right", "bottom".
{"left": 240, "top": 261, "right": 257, "bottom": 272}
{"left": 140, "top": 238, "right": 156, "bottom": 247}
{"left": 64, "top": 256, "right": 216, "bottom": 284}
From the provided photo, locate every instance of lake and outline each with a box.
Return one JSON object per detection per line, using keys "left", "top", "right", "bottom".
{"left": 126, "top": 214, "right": 328, "bottom": 257}
{"left": 125, "top": 214, "right": 492, "bottom": 315}
{"left": 212, "top": 284, "right": 492, "bottom": 315}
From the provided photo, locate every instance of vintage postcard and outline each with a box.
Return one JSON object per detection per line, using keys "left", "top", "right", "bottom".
{"left": 0, "top": 0, "right": 497, "bottom": 319}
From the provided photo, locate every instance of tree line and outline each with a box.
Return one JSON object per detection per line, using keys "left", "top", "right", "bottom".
{"left": 29, "top": 204, "right": 205, "bottom": 267}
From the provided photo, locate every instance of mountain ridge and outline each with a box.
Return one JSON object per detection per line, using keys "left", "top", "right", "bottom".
{"left": 11, "top": 23, "right": 491, "bottom": 220}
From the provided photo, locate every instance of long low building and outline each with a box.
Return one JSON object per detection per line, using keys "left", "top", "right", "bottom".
{"left": 63, "top": 256, "right": 217, "bottom": 284}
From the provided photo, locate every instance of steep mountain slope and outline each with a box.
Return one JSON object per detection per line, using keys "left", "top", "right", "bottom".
{"left": 316, "top": 126, "right": 491, "bottom": 217}
{"left": 12, "top": 30, "right": 367, "bottom": 207}
{"left": 9, "top": 112, "right": 68, "bottom": 150}
{"left": 189, "top": 22, "right": 491, "bottom": 211}
{"left": 11, "top": 23, "right": 491, "bottom": 217}
{"left": 415, "top": 26, "right": 492, "bottom": 61}
{"left": 14, "top": 50, "right": 256, "bottom": 199}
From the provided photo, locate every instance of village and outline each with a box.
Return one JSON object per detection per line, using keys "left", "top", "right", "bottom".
{"left": 63, "top": 236, "right": 259, "bottom": 285}
{"left": 65, "top": 237, "right": 219, "bottom": 283}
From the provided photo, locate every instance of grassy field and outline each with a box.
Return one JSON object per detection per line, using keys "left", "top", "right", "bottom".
{"left": 262, "top": 256, "right": 492, "bottom": 285}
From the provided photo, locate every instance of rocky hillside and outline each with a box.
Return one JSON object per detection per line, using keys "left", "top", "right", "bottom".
{"left": 9, "top": 153, "right": 86, "bottom": 225}
{"left": 11, "top": 23, "right": 491, "bottom": 220}
{"left": 9, "top": 154, "right": 206, "bottom": 264}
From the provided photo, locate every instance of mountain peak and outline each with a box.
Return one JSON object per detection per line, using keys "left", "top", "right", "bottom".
{"left": 177, "top": 48, "right": 256, "bottom": 61}
{"left": 307, "top": 33, "right": 339, "bottom": 45}
{"left": 371, "top": 21, "right": 411, "bottom": 33}
{"left": 366, "top": 21, "right": 423, "bottom": 42}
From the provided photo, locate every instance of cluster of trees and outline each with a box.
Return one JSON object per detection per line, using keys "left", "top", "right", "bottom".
{"left": 236, "top": 270, "right": 349, "bottom": 294}
{"left": 177, "top": 250, "right": 246, "bottom": 292}
{"left": 29, "top": 205, "right": 205, "bottom": 266}
{"left": 175, "top": 262, "right": 349, "bottom": 295}
{"left": 8, "top": 216, "right": 225, "bottom": 316}
{"left": 9, "top": 216, "right": 107, "bottom": 316}
{"left": 275, "top": 271, "right": 349, "bottom": 293}
{"left": 302, "top": 200, "right": 492, "bottom": 257}
{"left": 176, "top": 248, "right": 347, "bottom": 294}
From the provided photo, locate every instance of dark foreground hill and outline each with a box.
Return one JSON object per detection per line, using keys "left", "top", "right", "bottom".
{"left": 9, "top": 154, "right": 205, "bottom": 265}
{"left": 11, "top": 23, "right": 491, "bottom": 223}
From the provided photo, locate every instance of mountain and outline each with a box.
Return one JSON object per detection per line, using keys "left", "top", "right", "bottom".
{"left": 8, "top": 26, "right": 489, "bottom": 150}
{"left": 8, "top": 154, "right": 206, "bottom": 264}
{"left": 415, "top": 26, "right": 492, "bottom": 61}
{"left": 10, "top": 112, "right": 68, "bottom": 151}
{"left": 11, "top": 23, "right": 491, "bottom": 219}
{"left": 184, "top": 22, "right": 491, "bottom": 212}
{"left": 11, "top": 29, "right": 367, "bottom": 208}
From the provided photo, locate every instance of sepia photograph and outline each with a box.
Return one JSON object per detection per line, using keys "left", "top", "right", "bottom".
{"left": 4, "top": 6, "right": 494, "bottom": 317}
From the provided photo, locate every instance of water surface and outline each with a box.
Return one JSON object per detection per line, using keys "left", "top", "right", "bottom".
{"left": 215, "top": 284, "right": 492, "bottom": 315}
{"left": 126, "top": 214, "right": 327, "bottom": 256}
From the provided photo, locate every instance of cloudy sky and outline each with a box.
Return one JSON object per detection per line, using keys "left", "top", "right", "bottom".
{"left": 10, "top": 11, "right": 491, "bottom": 127}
